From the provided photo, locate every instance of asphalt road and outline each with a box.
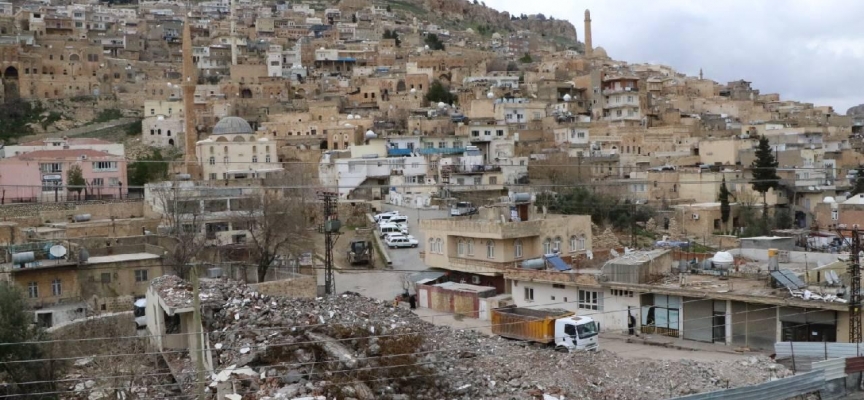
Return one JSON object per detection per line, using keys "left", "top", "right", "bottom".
{"left": 379, "top": 204, "right": 449, "bottom": 272}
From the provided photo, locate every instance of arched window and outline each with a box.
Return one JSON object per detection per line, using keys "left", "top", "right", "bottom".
{"left": 157, "top": 129, "right": 162, "bottom": 135}
{"left": 252, "top": 146, "right": 257, "bottom": 153}
{"left": 553, "top": 236, "right": 562, "bottom": 253}
{"left": 570, "top": 235, "right": 577, "bottom": 251}
{"left": 514, "top": 239, "right": 523, "bottom": 258}
{"left": 486, "top": 240, "right": 495, "bottom": 259}
{"left": 223, "top": 146, "right": 228, "bottom": 153}
{"left": 166, "top": 130, "right": 171, "bottom": 137}
{"left": 467, "top": 240, "right": 474, "bottom": 256}
{"left": 577, "top": 234, "right": 586, "bottom": 250}
{"left": 428, "top": 238, "right": 434, "bottom": 252}
{"left": 457, "top": 239, "right": 465, "bottom": 256}
{"left": 436, "top": 238, "right": 442, "bottom": 254}
{"left": 543, "top": 238, "right": 552, "bottom": 255}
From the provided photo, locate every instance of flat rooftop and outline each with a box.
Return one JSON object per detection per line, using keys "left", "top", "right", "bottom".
{"left": 151, "top": 275, "right": 225, "bottom": 311}
{"left": 87, "top": 253, "right": 161, "bottom": 264}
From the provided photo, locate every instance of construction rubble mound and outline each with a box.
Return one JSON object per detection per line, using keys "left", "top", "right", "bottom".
{"left": 177, "top": 280, "right": 792, "bottom": 400}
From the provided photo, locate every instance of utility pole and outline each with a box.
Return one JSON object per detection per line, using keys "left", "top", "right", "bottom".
{"left": 838, "top": 227, "right": 862, "bottom": 343}
{"left": 191, "top": 266, "right": 206, "bottom": 399}
{"left": 318, "top": 191, "right": 340, "bottom": 295}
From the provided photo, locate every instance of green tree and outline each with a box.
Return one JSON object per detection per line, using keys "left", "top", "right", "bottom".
{"left": 750, "top": 136, "right": 780, "bottom": 221}
{"left": 718, "top": 176, "right": 731, "bottom": 232}
{"left": 774, "top": 207, "right": 793, "bottom": 229}
{"left": 67, "top": 164, "right": 86, "bottom": 200}
{"left": 0, "top": 285, "right": 56, "bottom": 396}
{"left": 128, "top": 149, "right": 170, "bottom": 187}
{"left": 425, "top": 80, "right": 457, "bottom": 105}
{"left": 852, "top": 165, "right": 864, "bottom": 196}
{"left": 519, "top": 53, "right": 533, "bottom": 63}
{"left": 383, "top": 29, "right": 401, "bottom": 47}
{"left": 424, "top": 33, "right": 445, "bottom": 50}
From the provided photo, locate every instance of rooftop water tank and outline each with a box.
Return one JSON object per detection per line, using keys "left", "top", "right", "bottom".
{"left": 73, "top": 214, "right": 92, "bottom": 222}
{"left": 12, "top": 252, "right": 35, "bottom": 265}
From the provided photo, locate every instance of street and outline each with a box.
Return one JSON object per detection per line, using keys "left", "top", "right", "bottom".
{"left": 317, "top": 204, "right": 450, "bottom": 302}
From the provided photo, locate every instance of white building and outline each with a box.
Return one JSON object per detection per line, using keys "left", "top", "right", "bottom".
{"left": 142, "top": 115, "right": 184, "bottom": 148}
{"left": 195, "top": 117, "right": 283, "bottom": 181}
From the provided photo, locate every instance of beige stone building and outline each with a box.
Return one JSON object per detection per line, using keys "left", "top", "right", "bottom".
{"left": 195, "top": 116, "right": 283, "bottom": 180}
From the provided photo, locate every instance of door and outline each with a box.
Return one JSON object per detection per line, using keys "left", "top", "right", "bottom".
{"left": 712, "top": 312, "right": 725, "bottom": 343}
{"left": 479, "top": 300, "right": 488, "bottom": 320}
{"left": 419, "top": 288, "right": 428, "bottom": 308}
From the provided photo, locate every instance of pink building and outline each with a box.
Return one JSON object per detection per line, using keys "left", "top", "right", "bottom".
{"left": 0, "top": 149, "right": 128, "bottom": 203}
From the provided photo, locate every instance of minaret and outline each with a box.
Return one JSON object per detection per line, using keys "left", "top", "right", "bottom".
{"left": 584, "top": 9, "right": 592, "bottom": 57}
{"left": 230, "top": 0, "right": 237, "bottom": 66}
{"left": 699, "top": 68, "right": 704, "bottom": 80}
{"left": 182, "top": 13, "right": 199, "bottom": 175}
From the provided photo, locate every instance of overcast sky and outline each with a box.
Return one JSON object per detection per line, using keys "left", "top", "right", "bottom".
{"left": 484, "top": 0, "right": 864, "bottom": 114}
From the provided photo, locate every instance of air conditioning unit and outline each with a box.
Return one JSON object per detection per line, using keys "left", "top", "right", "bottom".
{"left": 692, "top": 213, "right": 700, "bottom": 220}
{"left": 471, "top": 275, "right": 481, "bottom": 285}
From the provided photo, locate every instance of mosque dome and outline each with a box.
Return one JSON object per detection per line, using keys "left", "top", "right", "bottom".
{"left": 212, "top": 116, "right": 254, "bottom": 135}
{"left": 593, "top": 46, "right": 609, "bottom": 58}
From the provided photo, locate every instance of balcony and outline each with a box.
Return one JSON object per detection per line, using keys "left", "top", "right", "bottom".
{"left": 602, "top": 87, "right": 637, "bottom": 96}
{"left": 449, "top": 165, "right": 501, "bottom": 174}
{"left": 504, "top": 268, "right": 600, "bottom": 286}
{"left": 417, "top": 147, "right": 465, "bottom": 155}
{"left": 447, "top": 256, "right": 516, "bottom": 273}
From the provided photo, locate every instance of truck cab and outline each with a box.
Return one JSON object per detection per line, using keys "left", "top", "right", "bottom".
{"left": 554, "top": 316, "right": 599, "bottom": 351}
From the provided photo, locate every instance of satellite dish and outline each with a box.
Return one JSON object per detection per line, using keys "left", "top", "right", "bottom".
{"left": 49, "top": 245, "right": 67, "bottom": 259}
{"left": 563, "top": 94, "right": 572, "bottom": 102}
{"left": 410, "top": 88, "right": 417, "bottom": 93}
{"left": 487, "top": 91, "right": 494, "bottom": 99}
{"left": 365, "top": 130, "right": 377, "bottom": 139}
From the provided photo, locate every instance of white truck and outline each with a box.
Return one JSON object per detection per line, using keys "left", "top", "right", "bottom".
{"left": 491, "top": 306, "right": 599, "bottom": 351}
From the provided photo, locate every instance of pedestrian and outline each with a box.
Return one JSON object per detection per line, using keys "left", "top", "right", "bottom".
{"left": 628, "top": 309, "right": 637, "bottom": 336}
{"left": 409, "top": 294, "right": 417, "bottom": 309}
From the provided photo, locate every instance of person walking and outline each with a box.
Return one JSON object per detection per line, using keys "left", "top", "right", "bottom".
{"left": 628, "top": 308, "right": 638, "bottom": 336}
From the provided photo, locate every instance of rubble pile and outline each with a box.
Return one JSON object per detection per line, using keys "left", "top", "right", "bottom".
{"left": 197, "top": 282, "right": 791, "bottom": 400}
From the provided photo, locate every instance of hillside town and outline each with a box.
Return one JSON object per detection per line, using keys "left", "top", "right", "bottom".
{"left": 0, "top": 0, "right": 864, "bottom": 399}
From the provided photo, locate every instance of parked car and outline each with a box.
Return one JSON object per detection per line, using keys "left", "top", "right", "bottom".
{"left": 384, "top": 232, "right": 415, "bottom": 242}
{"left": 450, "top": 201, "right": 478, "bottom": 216}
{"left": 374, "top": 211, "right": 400, "bottom": 223}
{"left": 134, "top": 298, "right": 147, "bottom": 329}
{"left": 386, "top": 235, "right": 419, "bottom": 248}
{"left": 387, "top": 215, "right": 409, "bottom": 227}
{"left": 379, "top": 223, "right": 408, "bottom": 238}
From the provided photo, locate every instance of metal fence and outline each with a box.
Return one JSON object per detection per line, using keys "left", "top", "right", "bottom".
{"left": 774, "top": 342, "right": 864, "bottom": 372}
{"left": 670, "top": 345, "right": 864, "bottom": 400}
{"left": 668, "top": 370, "right": 825, "bottom": 400}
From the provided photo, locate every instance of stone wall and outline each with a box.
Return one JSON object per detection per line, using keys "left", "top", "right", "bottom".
{"left": 0, "top": 200, "right": 145, "bottom": 222}
{"left": 46, "top": 311, "right": 136, "bottom": 358}
{"left": 250, "top": 274, "right": 316, "bottom": 298}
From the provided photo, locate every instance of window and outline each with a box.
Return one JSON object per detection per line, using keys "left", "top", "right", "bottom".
{"left": 428, "top": 238, "right": 434, "bottom": 252}
{"left": 578, "top": 289, "right": 600, "bottom": 310}
{"left": 577, "top": 131, "right": 585, "bottom": 139}
{"left": 611, "top": 289, "right": 634, "bottom": 297}
{"left": 265, "top": 155, "right": 271, "bottom": 163}
{"left": 438, "top": 141, "right": 446, "bottom": 149}
{"left": 467, "top": 240, "right": 474, "bottom": 256}
{"left": 135, "top": 269, "right": 148, "bottom": 282}
{"left": 91, "top": 178, "right": 104, "bottom": 186}
{"left": 252, "top": 156, "right": 258, "bottom": 163}
{"left": 571, "top": 235, "right": 586, "bottom": 251}
{"left": 28, "top": 282, "right": 38, "bottom": 298}
{"left": 52, "top": 279, "right": 61, "bottom": 296}
{"left": 473, "top": 176, "right": 482, "bottom": 185}
{"left": 832, "top": 209, "right": 839, "bottom": 221}
{"left": 209, "top": 173, "right": 217, "bottom": 180}
{"left": 489, "top": 176, "right": 497, "bottom": 185}
{"left": 514, "top": 239, "right": 523, "bottom": 258}
{"left": 93, "top": 161, "right": 118, "bottom": 172}
{"left": 553, "top": 284, "right": 565, "bottom": 289}
{"left": 108, "top": 177, "right": 120, "bottom": 186}
{"left": 543, "top": 238, "right": 552, "bottom": 254}
{"left": 553, "top": 236, "right": 562, "bottom": 253}
{"left": 496, "top": 130, "right": 504, "bottom": 137}
{"left": 471, "top": 130, "right": 480, "bottom": 137}
{"left": 223, "top": 156, "right": 229, "bottom": 164}
{"left": 486, "top": 240, "right": 495, "bottom": 259}
{"left": 101, "top": 273, "right": 111, "bottom": 283}
{"left": 209, "top": 157, "right": 215, "bottom": 165}
{"left": 524, "top": 287, "right": 534, "bottom": 301}
{"left": 457, "top": 240, "right": 465, "bottom": 256}
{"left": 40, "top": 163, "right": 62, "bottom": 173}
{"left": 435, "top": 238, "right": 442, "bottom": 254}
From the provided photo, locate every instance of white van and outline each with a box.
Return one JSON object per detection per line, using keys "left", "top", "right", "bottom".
{"left": 379, "top": 223, "right": 408, "bottom": 238}
{"left": 387, "top": 215, "right": 409, "bottom": 227}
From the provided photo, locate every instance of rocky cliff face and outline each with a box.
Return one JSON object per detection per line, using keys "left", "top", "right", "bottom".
{"left": 421, "top": 0, "right": 579, "bottom": 47}
{"left": 847, "top": 104, "right": 864, "bottom": 116}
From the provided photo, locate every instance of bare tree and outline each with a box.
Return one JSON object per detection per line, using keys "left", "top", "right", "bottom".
{"left": 239, "top": 171, "right": 315, "bottom": 282}
{"left": 152, "top": 182, "right": 208, "bottom": 279}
